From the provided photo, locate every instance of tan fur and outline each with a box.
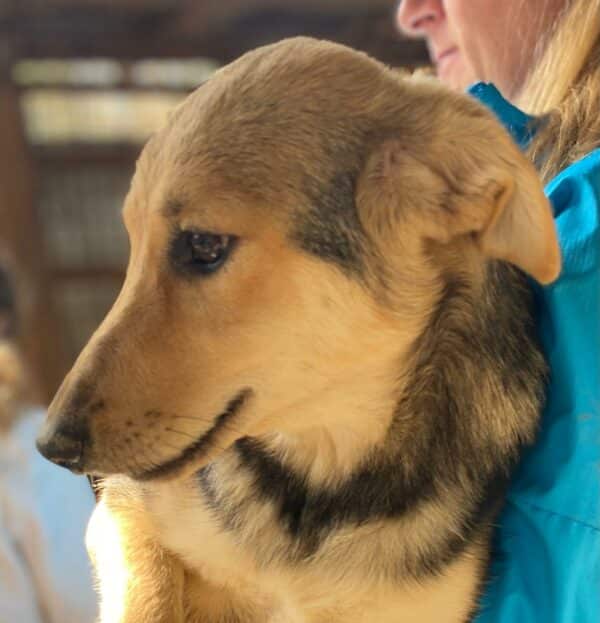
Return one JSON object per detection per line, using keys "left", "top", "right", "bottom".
{"left": 40, "top": 38, "right": 561, "bottom": 622}
{"left": 88, "top": 476, "right": 483, "bottom": 623}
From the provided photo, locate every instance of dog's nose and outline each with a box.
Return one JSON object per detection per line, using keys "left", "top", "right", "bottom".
{"left": 36, "top": 419, "right": 89, "bottom": 473}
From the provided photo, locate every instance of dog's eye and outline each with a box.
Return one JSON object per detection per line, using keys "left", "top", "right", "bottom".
{"left": 171, "top": 231, "right": 236, "bottom": 275}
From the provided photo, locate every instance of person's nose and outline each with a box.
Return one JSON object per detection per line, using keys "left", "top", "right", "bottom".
{"left": 396, "top": 0, "right": 444, "bottom": 37}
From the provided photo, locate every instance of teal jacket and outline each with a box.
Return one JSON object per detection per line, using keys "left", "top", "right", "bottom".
{"left": 469, "top": 83, "right": 600, "bottom": 622}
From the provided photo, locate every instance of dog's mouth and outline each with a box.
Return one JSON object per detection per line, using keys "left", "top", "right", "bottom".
{"left": 133, "top": 388, "right": 252, "bottom": 481}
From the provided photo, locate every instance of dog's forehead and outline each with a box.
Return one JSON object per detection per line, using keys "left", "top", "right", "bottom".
{"left": 136, "top": 38, "right": 478, "bottom": 206}
{"left": 142, "top": 38, "right": 397, "bottom": 168}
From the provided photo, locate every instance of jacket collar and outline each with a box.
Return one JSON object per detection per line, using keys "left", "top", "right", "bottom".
{"left": 468, "top": 82, "right": 537, "bottom": 149}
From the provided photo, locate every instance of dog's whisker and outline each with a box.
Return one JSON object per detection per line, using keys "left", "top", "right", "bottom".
{"left": 161, "top": 440, "right": 185, "bottom": 453}
{"left": 165, "top": 427, "right": 198, "bottom": 440}
{"left": 168, "top": 414, "right": 211, "bottom": 422}
{"left": 169, "top": 414, "right": 248, "bottom": 438}
{"left": 217, "top": 421, "right": 248, "bottom": 436}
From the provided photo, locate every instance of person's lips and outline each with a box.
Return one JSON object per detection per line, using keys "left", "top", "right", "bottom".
{"left": 435, "top": 46, "right": 459, "bottom": 66}
{"left": 434, "top": 46, "right": 459, "bottom": 78}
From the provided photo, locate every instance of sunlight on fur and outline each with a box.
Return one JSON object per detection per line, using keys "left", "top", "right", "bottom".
{"left": 86, "top": 501, "right": 129, "bottom": 623}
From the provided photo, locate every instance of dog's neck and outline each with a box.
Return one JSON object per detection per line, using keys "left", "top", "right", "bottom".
{"left": 262, "top": 358, "right": 406, "bottom": 487}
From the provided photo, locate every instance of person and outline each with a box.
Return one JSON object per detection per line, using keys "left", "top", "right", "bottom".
{"left": 396, "top": 1, "right": 599, "bottom": 621}
{"left": 0, "top": 261, "right": 97, "bottom": 623}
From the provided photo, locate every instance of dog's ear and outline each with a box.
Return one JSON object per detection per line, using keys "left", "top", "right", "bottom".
{"left": 357, "top": 136, "right": 561, "bottom": 284}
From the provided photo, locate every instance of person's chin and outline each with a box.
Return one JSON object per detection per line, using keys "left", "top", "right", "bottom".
{"left": 436, "top": 52, "right": 475, "bottom": 92}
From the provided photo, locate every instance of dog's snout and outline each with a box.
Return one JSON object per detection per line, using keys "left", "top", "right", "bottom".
{"left": 36, "top": 418, "right": 89, "bottom": 474}
{"left": 36, "top": 371, "right": 103, "bottom": 473}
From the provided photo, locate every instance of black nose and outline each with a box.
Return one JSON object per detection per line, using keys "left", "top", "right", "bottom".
{"left": 36, "top": 420, "right": 89, "bottom": 473}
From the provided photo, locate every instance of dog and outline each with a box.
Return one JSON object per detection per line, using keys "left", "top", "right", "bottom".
{"left": 37, "top": 38, "right": 560, "bottom": 622}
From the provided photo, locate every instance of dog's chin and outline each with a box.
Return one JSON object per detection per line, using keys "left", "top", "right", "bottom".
{"left": 96, "top": 387, "right": 254, "bottom": 483}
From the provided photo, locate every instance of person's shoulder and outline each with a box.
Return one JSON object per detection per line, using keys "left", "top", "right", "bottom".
{"left": 546, "top": 148, "right": 600, "bottom": 277}
{"left": 548, "top": 147, "right": 600, "bottom": 196}
{"left": 546, "top": 147, "right": 600, "bottom": 225}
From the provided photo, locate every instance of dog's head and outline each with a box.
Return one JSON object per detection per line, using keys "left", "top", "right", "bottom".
{"left": 37, "top": 38, "right": 560, "bottom": 481}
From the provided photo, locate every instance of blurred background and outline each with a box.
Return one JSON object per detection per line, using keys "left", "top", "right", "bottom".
{"left": 0, "top": 0, "right": 428, "bottom": 403}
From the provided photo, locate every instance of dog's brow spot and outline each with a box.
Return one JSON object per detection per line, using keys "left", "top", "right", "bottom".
{"left": 133, "top": 432, "right": 141, "bottom": 439}
{"left": 126, "top": 419, "right": 133, "bottom": 427}
{"left": 145, "top": 410, "right": 161, "bottom": 418}
{"left": 163, "top": 198, "right": 184, "bottom": 218}
{"left": 89, "top": 400, "right": 105, "bottom": 415}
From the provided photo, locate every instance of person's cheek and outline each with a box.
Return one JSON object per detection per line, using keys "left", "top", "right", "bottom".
{"left": 443, "top": 0, "right": 488, "bottom": 84}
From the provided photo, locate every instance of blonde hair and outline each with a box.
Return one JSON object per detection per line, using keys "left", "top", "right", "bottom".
{"left": 518, "top": 0, "right": 600, "bottom": 182}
